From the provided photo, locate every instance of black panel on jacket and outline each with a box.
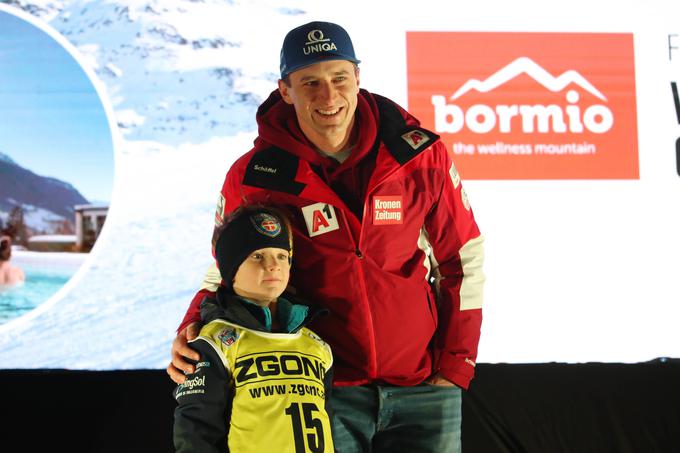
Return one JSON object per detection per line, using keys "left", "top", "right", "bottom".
{"left": 243, "top": 147, "right": 306, "bottom": 195}
{"left": 374, "top": 94, "right": 440, "bottom": 165}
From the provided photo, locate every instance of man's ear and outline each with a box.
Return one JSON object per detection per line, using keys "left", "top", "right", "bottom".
{"left": 355, "top": 66, "right": 361, "bottom": 88}
{"left": 278, "top": 79, "right": 294, "bottom": 105}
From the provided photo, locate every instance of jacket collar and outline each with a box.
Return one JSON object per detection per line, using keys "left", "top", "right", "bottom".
{"left": 255, "top": 88, "right": 379, "bottom": 171}
{"left": 254, "top": 88, "right": 438, "bottom": 171}
{"left": 244, "top": 89, "right": 440, "bottom": 209}
{"left": 200, "top": 287, "right": 328, "bottom": 333}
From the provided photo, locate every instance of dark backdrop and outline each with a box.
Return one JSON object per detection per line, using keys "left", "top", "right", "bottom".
{"left": 4, "top": 359, "right": 679, "bottom": 452}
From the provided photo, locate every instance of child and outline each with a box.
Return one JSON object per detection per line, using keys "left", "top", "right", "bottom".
{"left": 173, "top": 205, "right": 334, "bottom": 453}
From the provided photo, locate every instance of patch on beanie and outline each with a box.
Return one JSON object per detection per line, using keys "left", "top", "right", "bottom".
{"left": 250, "top": 212, "right": 282, "bottom": 238}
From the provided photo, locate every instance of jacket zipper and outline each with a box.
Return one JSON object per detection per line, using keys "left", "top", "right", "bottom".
{"left": 321, "top": 161, "right": 379, "bottom": 380}
{"left": 354, "top": 165, "right": 410, "bottom": 381}
{"left": 336, "top": 205, "right": 378, "bottom": 380}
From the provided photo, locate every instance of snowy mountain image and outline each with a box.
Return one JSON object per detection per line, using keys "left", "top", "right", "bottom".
{"left": 0, "top": 151, "right": 88, "bottom": 234}
{"left": 15, "top": 0, "right": 312, "bottom": 145}
{"left": 0, "top": 0, "right": 323, "bottom": 369}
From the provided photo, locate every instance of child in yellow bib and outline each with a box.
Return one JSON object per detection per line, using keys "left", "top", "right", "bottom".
{"left": 173, "top": 205, "right": 334, "bottom": 453}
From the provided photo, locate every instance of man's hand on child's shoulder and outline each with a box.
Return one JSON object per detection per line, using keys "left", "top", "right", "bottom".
{"left": 167, "top": 322, "right": 202, "bottom": 384}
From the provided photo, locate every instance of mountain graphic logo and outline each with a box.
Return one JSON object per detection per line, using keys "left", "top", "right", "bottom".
{"left": 450, "top": 57, "right": 607, "bottom": 102}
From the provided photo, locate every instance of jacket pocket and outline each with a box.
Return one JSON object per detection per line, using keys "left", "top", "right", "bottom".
{"left": 425, "top": 285, "right": 438, "bottom": 329}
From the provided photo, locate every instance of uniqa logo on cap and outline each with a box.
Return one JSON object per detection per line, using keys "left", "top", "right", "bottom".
{"left": 303, "top": 29, "right": 338, "bottom": 55}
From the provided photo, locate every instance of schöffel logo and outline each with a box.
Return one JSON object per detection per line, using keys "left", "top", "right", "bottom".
{"left": 406, "top": 32, "right": 639, "bottom": 179}
{"left": 304, "top": 29, "right": 338, "bottom": 55}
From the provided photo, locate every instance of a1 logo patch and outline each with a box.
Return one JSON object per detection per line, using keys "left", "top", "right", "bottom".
{"left": 301, "top": 203, "right": 340, "bottom": 237}
{"left": 373, "top": 195, "right": 404, "bottom": 225}
{"left": 401, "top": 130, "right": 430, "bottom": 150}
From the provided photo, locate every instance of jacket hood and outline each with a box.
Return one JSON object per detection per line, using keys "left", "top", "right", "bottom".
{"left": 255, "top": 88, "right": 392, "bottom": 172}
{"left": 200, "top": 286, "right": 328, "bottom": 333}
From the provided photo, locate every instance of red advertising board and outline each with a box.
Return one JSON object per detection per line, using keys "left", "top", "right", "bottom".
{"left": 406, "top": 32, "right": 639, "bottom": 179}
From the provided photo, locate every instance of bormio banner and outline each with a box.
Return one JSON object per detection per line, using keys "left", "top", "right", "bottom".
{"left": 406, "top": 32, "right": 639, "bottom": 179}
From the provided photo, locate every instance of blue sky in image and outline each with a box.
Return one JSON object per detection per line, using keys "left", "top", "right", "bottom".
{"left": 0, "top": 10, "right": 114, "bottom": 202}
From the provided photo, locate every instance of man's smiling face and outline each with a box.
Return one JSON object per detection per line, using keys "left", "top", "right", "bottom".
{"left": 278, "top": 60, "right": 360, "bottom": 154}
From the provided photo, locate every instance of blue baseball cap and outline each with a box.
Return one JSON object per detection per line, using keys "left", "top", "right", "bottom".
{"left": 280, "top": 21, "right": 361, "bottom": 78}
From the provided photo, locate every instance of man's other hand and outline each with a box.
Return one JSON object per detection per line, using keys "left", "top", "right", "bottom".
{"left": 426, "top": 372, "right": 458, "bottom": 387}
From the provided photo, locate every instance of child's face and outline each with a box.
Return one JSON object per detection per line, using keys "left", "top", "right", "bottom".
{"left": 232, "top": 247, "right": 291, "bottom": 306}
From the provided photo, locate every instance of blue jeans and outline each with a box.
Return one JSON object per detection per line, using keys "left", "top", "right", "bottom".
{"left": 330, "top": 383, "right": 462, "bottom": 453}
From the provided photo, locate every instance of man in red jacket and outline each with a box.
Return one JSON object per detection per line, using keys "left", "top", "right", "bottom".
{"left": 168, "top": 21, "right": 485, "bottom": 452}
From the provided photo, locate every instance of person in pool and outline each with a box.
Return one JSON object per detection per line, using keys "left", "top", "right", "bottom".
{"left": 0, "top": 235, "right": 25, "bottom": 287}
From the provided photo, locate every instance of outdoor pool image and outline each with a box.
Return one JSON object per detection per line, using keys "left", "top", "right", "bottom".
{"left": 0, "top": 6, "right": 114, "bottom": 331}
{"left": 0, "top": 251, "right": 86, "bottom": 324}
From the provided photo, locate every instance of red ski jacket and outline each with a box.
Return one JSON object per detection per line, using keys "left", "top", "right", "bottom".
{"left": 179, "top": 89, "right": 485, "bottom": 389}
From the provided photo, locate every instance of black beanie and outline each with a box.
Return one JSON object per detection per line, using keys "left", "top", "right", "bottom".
{"left": 214, "top": 208, "right": 292, "bottom": 287}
